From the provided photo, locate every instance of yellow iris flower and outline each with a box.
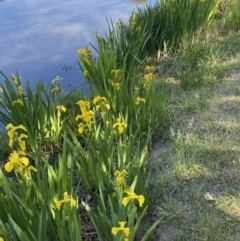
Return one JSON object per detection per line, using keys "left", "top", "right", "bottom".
{"left": 114, "top": 169, "right": 128, "bottom": 186}
{"left": 75, "top": 110, "right": 94, "bottom": 123}
{"left": 18, "top": 133, "right": 28, "bottom": 151}
{"left": 111, "top": 81, "right": 121, "bottom": 90}
{"left": 56, "top": 105, "right": 66, "bottom": 112}
{"left": 51, "top": 86, "right": 60, "bottom": 93}
{"left": 51, "top": 76, "right": 63, "bottom": 84}
{"left": 12, "top": 99, "right": 23, "bottom": 106}
{"left": 77, "top": 122, "right": 91, "bottom": 133}
{"left": 19, "top": 164, "right": 37, "bottom": 176}
{"left": 75, "top": 100, "right": 95, "bottom": 133}
{"left": 4, "top": 151, "right": 29, "bottom": 173}
{"left": 122, "top": 189, "right": 145, "bottom": 207}
{"left": 17, "top": 85, "right": 24, "bottom": 95}
{"left": 55, "top": 192, "right": 77, "bottom": 210}
{"left": 83, "top": 70, "right": 88, "bottom": 77}
{"left": 145, "top": 65, "right": 154, "bottom": 73}
{"left": 143, "top": 73, "right": 155, "bottom": 82}
{"left": 113, "top": 114, "right": 127, "bottom": 134}
{"left": 76, "top": 100, "right": 91, "bottom": 112}
{"left": 111, "top": 221, "right": 130, "bottom": 238}
{"left": 135, "top": 97, "right": 146, "bottom": 105}
{"left": 77, "top": 48, "right": 91, "bottom": 56}
{"left": 11, "top": 73, "right": 22, "bottom": 85}
{"left": 93, "top": 96, "right": 110, "bottom": 111}
{"left": 143, "top": 73, "right": 155, "bottom": 88}
{"left": 6, "top": 124, "right": 27, "bottom": 147}
{"left": 111, "top": 69, "right": 121, "bottom": 78}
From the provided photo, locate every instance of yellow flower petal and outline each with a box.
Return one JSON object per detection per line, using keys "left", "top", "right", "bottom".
{"left": 19, "top": 140, "right": 26, "bottom": 151}
{"left": 137, "top": 195, "right": 145, "bottom": 207}
{"left": 119, "top": 221, "right": 127, "bottom": 228}
{"left": 77, "top": 48, "right": 91, "bottom": 55}
{"left": 113, "top": 121, "right": 127, "bottom": 134}
{"left": 7, "top": 130, "right": 15, "bottom": 146}
{"left": 20, "top": 157, "right": 29, "bottom": 166}
{"left": 135, "top": 97, "right": 146, "bottom": 105}
{"left": 56, "top": 105, "right": 66, "bottom": 112}
{"left": 123, "top": 189, "right": 145, "bottom": 207}
{"left": 19, "top": 133, "right": 28, "bottom": 140}
{"left": 93, "top": 96, "right": 105, "bottom": 104}
{"left": 93, "top": 96, "right": 110, "bottom": 110}
{"left": 145, "top": 65, "right": 154, "bottom": 73}
{"left": 78, "top": 123, "right": 84, "bottom": 133}
{"left": 28, "top": 165, "right": 37, "bottom": 172}
{"left": 122, "top": 197, "right": 131, "bottom": 207}
{"left": 111, "top": 69, "right": 121, "bottom": 78}
{"left": 70, "top": 199, "right": 77, "bottom": 207}
{"left": 6, "top": 123, "right": 14, "bottom": 130}
{"left": 111, "top": 227, "right": 119, "bottom": 236}
{"left": 124, "top": 189, "right": 134, "bottom": 195}
{"left": 56, "top": 192, "right": 77, "bottom": 210}
{"left": 96, "top": 104, "right": 101, "bottom": 111}
{"left": 114, "top": 170, "right": 120, "bottom": 176}
{"left": 52, "top": 76, "right": 63, "bottom": 84}
{"left": 12, "top": 99, "right": 23, "bottom": 106}
{"left": 111, "top": 221, "right": 130, "bottom": 238}
{"left": 19, "top": 165, "right": 37, "bottom": 176}
{"left": 55, "top": 200, "right": 64, "bottom": 210}
{"left": 51, "top": 86, "right": 60, "bottom": 93}
{"left": 17, "top": 85, "right": 24, "bottom": 95}
{"left": 119, "top": 125, "right": 124, "bottom": 134}
{"left": 124, "top": 227, "right": 130, "bottom": 237}
{"left": 4, "top": 162, "right": 14, "bottom": 172}
{"left": 105, "top": 104, "right": 110, "bottom": 110}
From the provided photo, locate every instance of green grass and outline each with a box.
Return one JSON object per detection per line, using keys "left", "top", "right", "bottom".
{"left": 147, "top": 6, "right": 240, "bottom": 239}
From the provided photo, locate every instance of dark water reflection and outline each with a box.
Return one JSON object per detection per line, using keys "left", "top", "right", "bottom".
{"left": 0, "top": 0, "right": 153, "bottom": 92}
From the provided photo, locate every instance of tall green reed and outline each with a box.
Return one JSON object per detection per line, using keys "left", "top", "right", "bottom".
{"left": 0, "top": 72, "right": 66, "bottom": 153}
{"left": 78, "top": 45, "right": 154, "bottom": 134}
{"left": 62, "top": 89, "right": 159, "bottom": 240}
{"left": 130, "top": 0, "right": 220, "bottom": 53}
{"left": 0, "top": 135, "right": 82, "bottom": 241}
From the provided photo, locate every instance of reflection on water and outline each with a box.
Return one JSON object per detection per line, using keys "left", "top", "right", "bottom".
{"left": 0, "top": 0, "right": 151, "bottom": 91}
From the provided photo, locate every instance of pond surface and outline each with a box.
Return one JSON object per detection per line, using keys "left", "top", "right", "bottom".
{"left": 0, "top": 0, "right": 155, "bottom": 92}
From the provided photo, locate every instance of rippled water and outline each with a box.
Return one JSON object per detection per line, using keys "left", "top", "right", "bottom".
{"left": 0, "top": 0, "right": 154, "bottom": 91}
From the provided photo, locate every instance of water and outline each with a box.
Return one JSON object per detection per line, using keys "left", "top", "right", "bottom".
{"left": 0, "top": 0, "right": 153, "bottom": 92}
